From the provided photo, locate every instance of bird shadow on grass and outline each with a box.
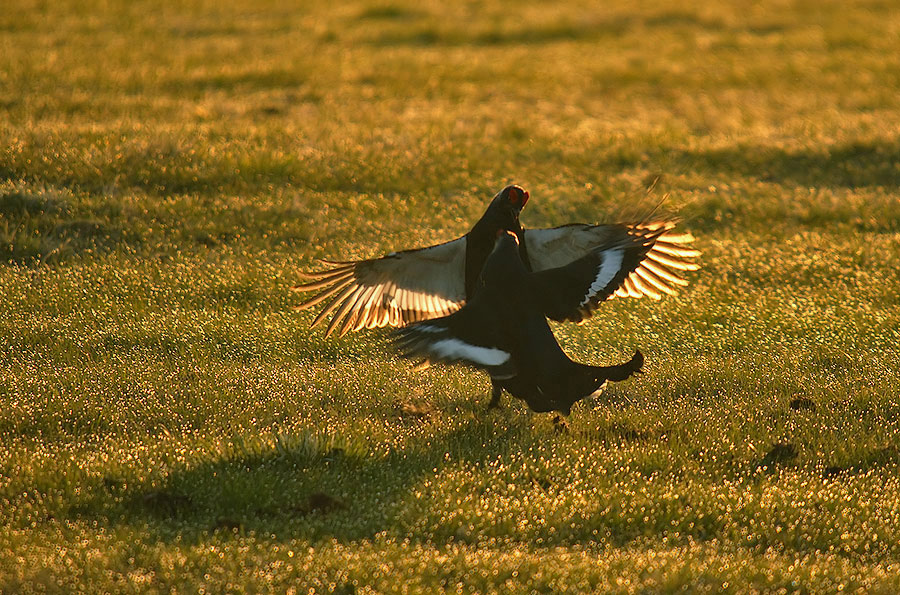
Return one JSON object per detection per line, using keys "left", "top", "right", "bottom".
{"left": 68, "top": 414, "right": 529, "bottom": 545}
{"left": 57, "top": 410, "right": 900, "bottom": 553}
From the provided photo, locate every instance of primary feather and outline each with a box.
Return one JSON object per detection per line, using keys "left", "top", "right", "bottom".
{"left": 294, "top": 186, "right": 700, "bottom": 337}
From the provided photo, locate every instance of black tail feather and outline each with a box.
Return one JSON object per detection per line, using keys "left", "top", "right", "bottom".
{"left": 595, "top": 350, "right": 644, "bottom": 382}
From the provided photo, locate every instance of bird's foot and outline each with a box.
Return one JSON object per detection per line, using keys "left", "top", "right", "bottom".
{"left": 487, "top": 384, "right": 503, "bottom": 411}
{"left": 552, "top": 415, "right": 569, "bottom": 433}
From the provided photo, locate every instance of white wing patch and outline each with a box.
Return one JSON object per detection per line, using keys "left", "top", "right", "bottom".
{"left": 581, "top": 249, "right": 624, "bottom": 307}
{"left": 430, "top": 338, "right": 511, "bottom": 367}
{"left": 526, "top": 222, "right": 700, "bottom": 303}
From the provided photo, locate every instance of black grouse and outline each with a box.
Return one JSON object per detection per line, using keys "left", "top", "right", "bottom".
{"left": 394, "top": 230, "right": 651, "bottom": 415}
{"left": 294, "top": 185, "right": 700, "bottom": 339}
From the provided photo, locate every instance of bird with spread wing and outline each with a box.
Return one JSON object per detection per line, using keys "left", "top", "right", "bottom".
{"left": 394, "top": 229, "right": 652, "bottom": 414}
{"left": 294, "top": 184, "right": 700, "bottom": 408}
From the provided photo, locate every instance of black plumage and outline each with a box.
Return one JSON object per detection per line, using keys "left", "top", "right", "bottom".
{"left": 293, "top": 185, "right": 699, "bottom": 337}
{"left": 395, "top": 231, "right": 650, "bottom": 415}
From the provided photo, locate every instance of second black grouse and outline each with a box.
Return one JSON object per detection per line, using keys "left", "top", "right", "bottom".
{"left": 394, "top": 229, "right": 655, "bottom": 415}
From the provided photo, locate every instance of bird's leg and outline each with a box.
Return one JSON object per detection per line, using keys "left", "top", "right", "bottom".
{"left": 487, "top": 380, "right": 503, "bottom": 410}
{"left": 552, "top": 415, "right": 569, "bottom": 433}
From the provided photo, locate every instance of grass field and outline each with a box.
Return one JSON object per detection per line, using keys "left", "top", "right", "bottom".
{"left": 2, "top": 0, "right": 900, "bottom": 591}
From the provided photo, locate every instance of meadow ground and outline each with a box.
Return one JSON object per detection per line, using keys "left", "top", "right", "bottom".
{"left": 2, "top": 0, "right": 900, "bottom": 592}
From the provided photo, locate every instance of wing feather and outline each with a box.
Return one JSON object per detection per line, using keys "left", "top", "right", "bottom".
{"left": 623, "top": 276, "right": 643, "bottom": 299}
{"left": 525, "top": 221, "right": 700, "bottom": 305}
{"left": 325, "top": 286, "right": 366, "bottom": 337}
{"left": 635, "top": 267, "right": 676, "bottom": 296}
{"left": 393, "top": 309, "right": 517, "bottom": 378}
{"left": 630, "top": 270, "right": 663, "bottom": 300}
{"left": 294, "top": 278, "right": 354, "bottom": 311}
{"left": 311, "top": 283, "right": 359, "bottom": 327}
{"left": 295, "top": 237, "right": 468, "bottom": 337}
{"left": 647, "top": 250, "right": 699, "bottom": 271}
{"left": 529, "top": 229, "right": 661, "bottom": 321}
{"left": 294, "top": 265, "right": 353, "bottom": 281}
{"left": 640, "top": 259, "right": 690, "bottom": 286}
{"left": 353, "top": 284, "right": 383, "bottom": 332}
{"left": 293, "top": 271, "right": 354, "bottom": 290}
{"left": 341, "top": 284, "right": 379, "bottom": 336}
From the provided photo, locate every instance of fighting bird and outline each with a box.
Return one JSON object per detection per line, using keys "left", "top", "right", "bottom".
{"left": 394, "top": 230, "right": 649, "bottom": 414}
{"left": 294, "top": 184, "right": 699, "bottom": 408}
{"left": 294, "top": 185, "right": 699, "bottom": 336}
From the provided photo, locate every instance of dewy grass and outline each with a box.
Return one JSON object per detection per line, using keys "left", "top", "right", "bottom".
{"left": 2, "top": 0, "right": 900, "bottom": 591}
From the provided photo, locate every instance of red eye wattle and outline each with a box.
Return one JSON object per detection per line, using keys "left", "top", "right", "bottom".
{"left": 509, "top": 187, "right": 529, "bottom": 207}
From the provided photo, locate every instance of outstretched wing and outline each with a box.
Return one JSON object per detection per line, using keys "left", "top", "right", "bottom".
{"left": 530, "top": 227, "right": 662, "bottom": 322}
{"left": 524, "top": 221, "right": 700, "bottom": 304}
{"left": 393, "top": 306, "right": 517, "bottom": 379}
{"left": 294, "top": 237, "right": 467, "bottom": 337}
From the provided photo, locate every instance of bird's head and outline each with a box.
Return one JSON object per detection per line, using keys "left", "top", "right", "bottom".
{"left": 486, "top": 184, "right": 529, "bottom": 225}
{"left": 468, "top": 184, "right": 529, "bottom": 241}
{"left": 495, "top": 229, "right": 520, "bottom": 244}
{"left": 494, "top": 184, "right": 529, "bottom": 212}
{"left": 488, "top": 229, "right": 521, "bottom": 265}
{"left": 504, "top": 185, "right": 529, "bottom": 211}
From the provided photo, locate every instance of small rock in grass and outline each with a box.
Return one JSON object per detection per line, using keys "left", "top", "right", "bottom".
{"left": 824, "top": 465, "right": 847, "bottom": 478}
{"left": 530, "top": 477, "right": 553, "bottom": 491}
{"left": 789, "top": 397, "right": 816, "bottom": 411}
{"left": 102, "top": 477, "right": 126, "bottom": 491}
{"left": 394, "top": 399, "right": 434, "bottom": 420}
{"left": 140, "top": 490, "right": 194, "bottom": 515}
{"left": 213, "top": 517, "right": 243, "bottom": 532}
{"left": 552, "top": 415, "right": 569, "bottom": 433}
{"left": 292, "top": 491, "right": 346, "bottom": 516}
{"left": 758, "top": 442, "right": 798, "bottom": 470}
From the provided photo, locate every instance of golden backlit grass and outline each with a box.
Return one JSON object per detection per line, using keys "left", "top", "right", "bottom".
{"left": 2, "top": 0, "right": 900, "bottom": 592}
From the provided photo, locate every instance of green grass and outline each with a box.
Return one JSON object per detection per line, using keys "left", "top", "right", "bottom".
{"left": 2, "top": 0, "right": 900, "bottom": 591}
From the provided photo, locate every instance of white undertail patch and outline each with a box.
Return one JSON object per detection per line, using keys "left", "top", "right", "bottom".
{"left": 587, "top": 381, "right": 609, "bottom": 400}
{"left": 430, "top": 338, "right": 510, "bottom": 367}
